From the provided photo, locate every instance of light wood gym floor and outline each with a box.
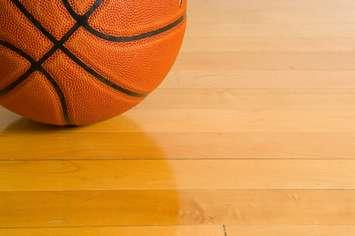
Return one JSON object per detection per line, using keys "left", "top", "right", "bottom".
{"left": 1, "top": 0, "right": 355, "bottom": 235}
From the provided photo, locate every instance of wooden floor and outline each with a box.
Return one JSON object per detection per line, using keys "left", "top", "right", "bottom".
{"left": 2, "top": 0, "right": 355, "bottom": 235}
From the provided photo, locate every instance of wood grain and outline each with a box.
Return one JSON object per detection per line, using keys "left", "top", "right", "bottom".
{"left": 1, "top": 0, "right": 355, "bottom": 235}
{"left": 1, "top": 160, "right": 355, "bottom": 191}
{"left": 2, "top": 190, "right": 355, "bottom": 227}
{"left": 228, "top": 225, "right": 355, "bottom": 236}
{"left": 0, "top": 226, "right": 222, "bottom": 236}
{"left": 1, "top": 130, "right": 355, "bottom": 160}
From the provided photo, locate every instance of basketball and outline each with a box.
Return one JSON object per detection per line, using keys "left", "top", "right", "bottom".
{"left": 0, "top": 0, "right": 187, "bottom": 126}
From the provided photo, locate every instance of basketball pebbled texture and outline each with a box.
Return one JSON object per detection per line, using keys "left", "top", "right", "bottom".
{"left": 0, "top": 0, "right": 187, "bottom": 125}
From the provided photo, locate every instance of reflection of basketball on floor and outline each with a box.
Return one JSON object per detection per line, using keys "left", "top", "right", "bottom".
{"left": 1, "top": 116, "right": 181, "bottom": 227}
{"left": 0, "top": 0, "right": 187, "bottom": 126}
{"left": 2, "top": 115, "right": 168, "bottom": 160}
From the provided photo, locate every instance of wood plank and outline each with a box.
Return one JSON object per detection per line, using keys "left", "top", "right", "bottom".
{"left": 2, "top": 131, "right": 355, "bottom": 160}
{"left": 190, "top": 0, "right": 355, "bottom": 13}
{"left": 1, "top": 109, "right": 355, "bottom": 160}
{"left": 190, "top": 0, "right": 355, "bottom": 10}
{"left": 163, "top": 70, "right": 355, "bottom": 89}
{"left": 145, "top": 88, "right": 355, "bottom": 109}
{"left": 189, "top": 0, "right": 355, "bottom": 25}
{"left": 227, "top": 225, "right": 355, "bottom": 236}
{"left": 2, "top": 190, "right": 355, "bottom": 227}
{"left": 2, "top": 160, "right": 355, "bottom": 191}
{"left": 3, "top": 109, "right": 355, "bottom": 133}
{"left": 176, "top": 52, "right": 355, "bottom": 71}
{"left": 102, "top": 109, "right": 355, "bottom": 132}
{"left": 188, "top": 23, "right": 355, "bottom": 38}
{"left": 0, "top": 226, "right": 222, "bottom": 236}
{"left": 187, "top": 0, "right": 355, "bottom": 52}
{"left": 184, "top": 37, "right": 355, "bottom": 52}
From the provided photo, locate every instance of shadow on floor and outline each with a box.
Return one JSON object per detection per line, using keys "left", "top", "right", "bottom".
{"left": 0, "top": 115, "right": 182, "bottom": 229}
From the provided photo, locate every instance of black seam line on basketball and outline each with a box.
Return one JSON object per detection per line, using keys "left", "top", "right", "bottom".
{"left": 60, "top": 47, "right": 146, "bottom": 97}
{"left": 39, "top": 69, "right": 70, "bottom": 123}
{"left": 62, "top": 0, "right": 102, "bottom": 20}
{"left": 0, "top": 41, "right": 35, "bottom": 96}
{"left": 0, "top": 41, "right": 71, "bottom": 124}
{"left": 37, "top": 23, "right": 81, "bottom": 66}
{"left": 9, "top": 0, "right": 99, "bottom": 70}
{"left": 10, "top": 0, "right": 57, "bottom": 42}
{"left": 33, "top": 0, "right": 101, "bottom": 66}
{"left": 10, "top": 0, "right": 145, "bottom": 98}
{"left": 0, "top": 40, "right": 36, "bottom": 64}
{"left": 84, "top": 15, "right": 185, "bottom": 42}
{"left": 0, "top": 68, "right": 34, "bottom": 97}
{"left": 3, "top": 0, "right": 101, "bottom": 123}
{"left": 62, "top": 0, "right": 186, "bottom": 43}
{"left": 7, "top": 0, "right": 80, "bottom": 124}
{"left": 0, "top": 17, "right": 85, "bottom": 124}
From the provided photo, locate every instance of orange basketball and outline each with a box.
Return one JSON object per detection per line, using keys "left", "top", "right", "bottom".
{"left": 0, "top": 0, "right": 187, "bottom": 125}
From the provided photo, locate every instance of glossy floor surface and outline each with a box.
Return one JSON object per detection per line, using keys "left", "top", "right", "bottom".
{"left": 1, "top": 0, "right": 355, "bottom": 235}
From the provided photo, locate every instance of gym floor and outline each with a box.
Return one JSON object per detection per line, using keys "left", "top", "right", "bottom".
{"left": 1, "top": 0, "right": 355, "bottom": 235}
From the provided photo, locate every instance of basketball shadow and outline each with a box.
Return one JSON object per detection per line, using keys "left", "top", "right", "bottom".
{"left": 0, "top": 115, "right": 182, "bottom": 230}
{"left": 2, "top": 117, "right": 74, "bottom": 132}
{"left": 2, "top": 116, "right": 165, "bottom": 160}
